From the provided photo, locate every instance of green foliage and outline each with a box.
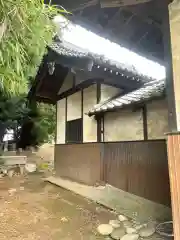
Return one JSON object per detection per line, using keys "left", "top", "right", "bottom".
{"left": 0, "top": 94, "right": 29, "bottom": 128}
{"left": 32, "top": 103, "right": 56, "bottom": 143}
{"left": 0, "top": 94, "right": 56, "bottom": 144}
{"left": 0, "top": 0, "right": 61, "bottom": 95}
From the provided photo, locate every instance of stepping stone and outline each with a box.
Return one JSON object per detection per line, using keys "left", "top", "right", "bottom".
{"left": 97, "top": 224, "right": 113, "bottom": 236}
{"left": 126, "top": 227, "right": 137, "bottom": 234}
{"left": 111, "top": 228, "right": 126, "bottom": 240}
{"left": 109, "top": 220, "right": 121, "bottom": 229}
{"left": 139, "top": 226, "right": 155, "bottom": 238}
{"left": 118, "top": 215, "right": 128, "bottom": 222}
{"left": 120, "top": 233, "right": 139, "bottom": 240}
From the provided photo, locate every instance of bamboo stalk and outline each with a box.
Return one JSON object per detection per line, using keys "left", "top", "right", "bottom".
{"left": 0, "top": 21, "right": 6, "bottom": 42}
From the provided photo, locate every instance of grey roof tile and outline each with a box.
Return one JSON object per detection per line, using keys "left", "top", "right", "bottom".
{"left": 88, "top": 79, "right": 165, "bottom": 115}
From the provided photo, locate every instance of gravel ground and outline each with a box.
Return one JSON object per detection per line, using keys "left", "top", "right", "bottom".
{"left": 0, "top": 173, "right": 117, "bottom": 240}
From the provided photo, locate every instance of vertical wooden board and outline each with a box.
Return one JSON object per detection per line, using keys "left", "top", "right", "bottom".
{"left": 167, "top": 135, "right": 180, "bottom": 239}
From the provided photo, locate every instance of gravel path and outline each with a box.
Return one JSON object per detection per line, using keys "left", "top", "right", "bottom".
{"left": 0, "top": 173, "right": 117, "bottom": 240}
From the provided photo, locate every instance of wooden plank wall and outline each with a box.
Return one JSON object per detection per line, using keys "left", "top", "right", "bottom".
{"left": 103, "top": 140, "right": 171, "bottom": 206}
{"left": 54, "top": 140, "right": 171, "bottom": 206}
{"left": 55, "top": 143, "right": 102, "bottom": 185}
{"left": 167, "top": 134, "right": 180, "bottom": 239}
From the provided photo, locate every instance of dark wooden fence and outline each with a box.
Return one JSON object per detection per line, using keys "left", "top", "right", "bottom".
{"left": 55, "top": 143, "right": 102, "bottom": 185}
{"left": 55, "top": 140, "right": 171, "bottom": 206}
{"left": 102, "top": 140, "right": 171, "bottom": 206}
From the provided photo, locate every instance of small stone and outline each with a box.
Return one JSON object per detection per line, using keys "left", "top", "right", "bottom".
{"left": 111, "top": 228, "right": 126, "bottom": 240}
{"left": 123, "top": 221, "right": 132, "bottom": 228}
{"left": 109, "top": 220, "right": 121, "bottom": 228}
{"left": 61, "top": 217, "right": 68, "bottom": 223}
{"left": 8, "top": 188, "right": 16, "bottom": 195}
{"left": 126, "top": 228, "right": 137, "bottom": 234}
{"left": 97, "top": 224, "right": 113, "bottom": 236}
{"left": 120, "top": 233, "right": 139, "bottom": 240}
{"left": 139, "top": 226, "right": 155, "bottom": 238}
{"left": 135, "top": 223, "right": 147, "bottom": 231}
{"left": 118, "top": 215, "right": 128, "bottom": 222}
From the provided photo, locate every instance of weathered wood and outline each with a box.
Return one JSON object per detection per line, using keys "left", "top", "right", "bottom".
{"left": 100, "top": 0, "right": 152, "bottom": 8}
{"left": 167, "top": 134, "right": 180, "bottom": 240}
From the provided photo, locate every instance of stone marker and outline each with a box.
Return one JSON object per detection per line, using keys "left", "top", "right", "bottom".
{"left": 109, "top": 220, "right": 121, "bottom": 229}
{"left": 126, "top": 227, "right": 137, "bottom": 234}
{"left": 97, "top": 224, "right": 113, "bottom": 236}
{"left": 118, "top": 215, "right": 128, "bottom": 222}
{"left": 139, "top": 226, "right": 155, "bottom": 238}
{"left": 120, "top": 233, "right": 139, "bottom": 240}
{"left": 8, "top": 169, "right": 14, "bottom": 178}
{"left": 111, "top": 228, "right": 126, "bottom": 240}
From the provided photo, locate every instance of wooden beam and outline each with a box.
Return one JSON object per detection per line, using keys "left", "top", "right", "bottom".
{"left": 142, "top": 105, "right": 148, "bottom": 140}
{"left": 100, "top": 0, "right": 152, "bottom": 8}
{"left": 75, "top": 68, "right": 142, "bottom": 90}
{"left": 163, "top": 0, "right": 177, "bottom": 131}
{"left": 126, "top": 4, "right": 162, "bottom": 30}
{"left": 57, "top": 79, "right": 96, "bottom": 101}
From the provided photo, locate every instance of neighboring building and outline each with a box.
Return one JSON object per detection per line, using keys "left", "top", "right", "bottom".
{"left": 30, "top": 17, "right": 170, "bottom": 209}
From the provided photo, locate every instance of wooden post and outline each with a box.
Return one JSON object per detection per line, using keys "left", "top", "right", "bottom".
{"left": 164, "top": 0, "right": 180, "bottom": 239}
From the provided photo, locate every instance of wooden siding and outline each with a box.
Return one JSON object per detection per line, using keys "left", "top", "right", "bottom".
{"left": 54, "top": 140, "right": 170, "bottom": 206}
{"left": 103, "top": 140, "right": 171, "bottom": 206}
{"left": 55, "top": 143, "right": 102, "bottom": 185}
{"left": 167, "top": 134, "right": 180, "bottom": 239}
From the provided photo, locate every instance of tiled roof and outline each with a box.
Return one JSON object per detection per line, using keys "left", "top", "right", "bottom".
{"left": 88, "top": 79, "right": 165, "bottom": 115}
{"left": 50, "top": 41, "right": 157, "bottom": 82}
{"left": 51, "top": 42, "right": 89, "bottom": 58}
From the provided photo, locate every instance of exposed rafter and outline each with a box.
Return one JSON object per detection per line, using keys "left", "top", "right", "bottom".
{"left": 100, "top": 0, "right": 152, "bottom": 8}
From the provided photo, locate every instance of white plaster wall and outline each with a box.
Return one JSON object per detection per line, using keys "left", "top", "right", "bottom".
{"left": 67, "top": 91, "right": 82, "bottom": 121}
{"left": 56, "top": 99, "right": 66, "bottom": 144}
{"left": 104, "top": 109, "right": 144, "bottom": 141}
{"left": 147, "top": 99, "right": 168, "bottom": 139}
{"left": 100, "top": 84, "right": 122, "bottom": 102}
{"left": 83, "top": 84, "right": 97, "bottom": 142}
{"left": 58, "top": 71, "right": 74, "bottom": 95}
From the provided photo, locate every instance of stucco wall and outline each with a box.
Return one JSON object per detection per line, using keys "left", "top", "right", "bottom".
{"left": 58, "top": 71, "right": 74, "bottom": 95}
{"left": 83, "top": 84, "right": 97, "bottom": 142}
{"left": 67, "top": 91, "right": 82, "bottom": 121}
{"left": 56, "top": 99, "right": 66, "bottom": 144}
{"left": 100, "top": 84, "right": 121, "bottom": 102}
{"left": 104, "top": 110, "right": 144, "bottom": 141}
{"left": 147, "top": 99, "right": 168, "bottom": 139}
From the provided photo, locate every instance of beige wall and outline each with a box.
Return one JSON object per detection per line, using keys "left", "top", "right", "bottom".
{"left": 83, "top": 84, "right": 97, "bottom": 142}
{"left": 67, "top": 91, "right": 82, "bottom": 121}
{"left": 56, "top": 99, "right": 66, "bottom": 144}
{"left": 169, "top": 1, "right": 180, "bottom": 130}
{"left": 100, "top": 84, "right": 121, "bottom": 102}
{"left": 104, "top": 109, "right": 144, "bottom": 142}
{"left": 147, "top": 99, "right": 168, "bottom": 140}
{"left": 58, "top": 71, "right": 74, "bottom": 95}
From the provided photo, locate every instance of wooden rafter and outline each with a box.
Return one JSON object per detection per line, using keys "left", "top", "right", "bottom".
{"left": 100, "top": 0, "right": 152, "bottom": 8}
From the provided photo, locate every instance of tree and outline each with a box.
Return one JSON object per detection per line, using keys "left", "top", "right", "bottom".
{"left": 0, "top": 1, "right": 64, "bottom": 146}
{"left": 0, "top": 0, "right": 61, "bottom": 95}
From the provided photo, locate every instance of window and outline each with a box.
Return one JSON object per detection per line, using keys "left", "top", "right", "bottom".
{"left": 66, "top": 118, "right": 83, "bottom": 143}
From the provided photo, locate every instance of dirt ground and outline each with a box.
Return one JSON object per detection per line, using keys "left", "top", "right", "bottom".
{"left": 0, "top": 173, "right": 117, "bottom": 240}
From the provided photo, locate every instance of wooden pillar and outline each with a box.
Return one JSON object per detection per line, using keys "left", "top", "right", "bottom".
{"left": 164, "top": 1, "right": 180, "bottom": 239}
